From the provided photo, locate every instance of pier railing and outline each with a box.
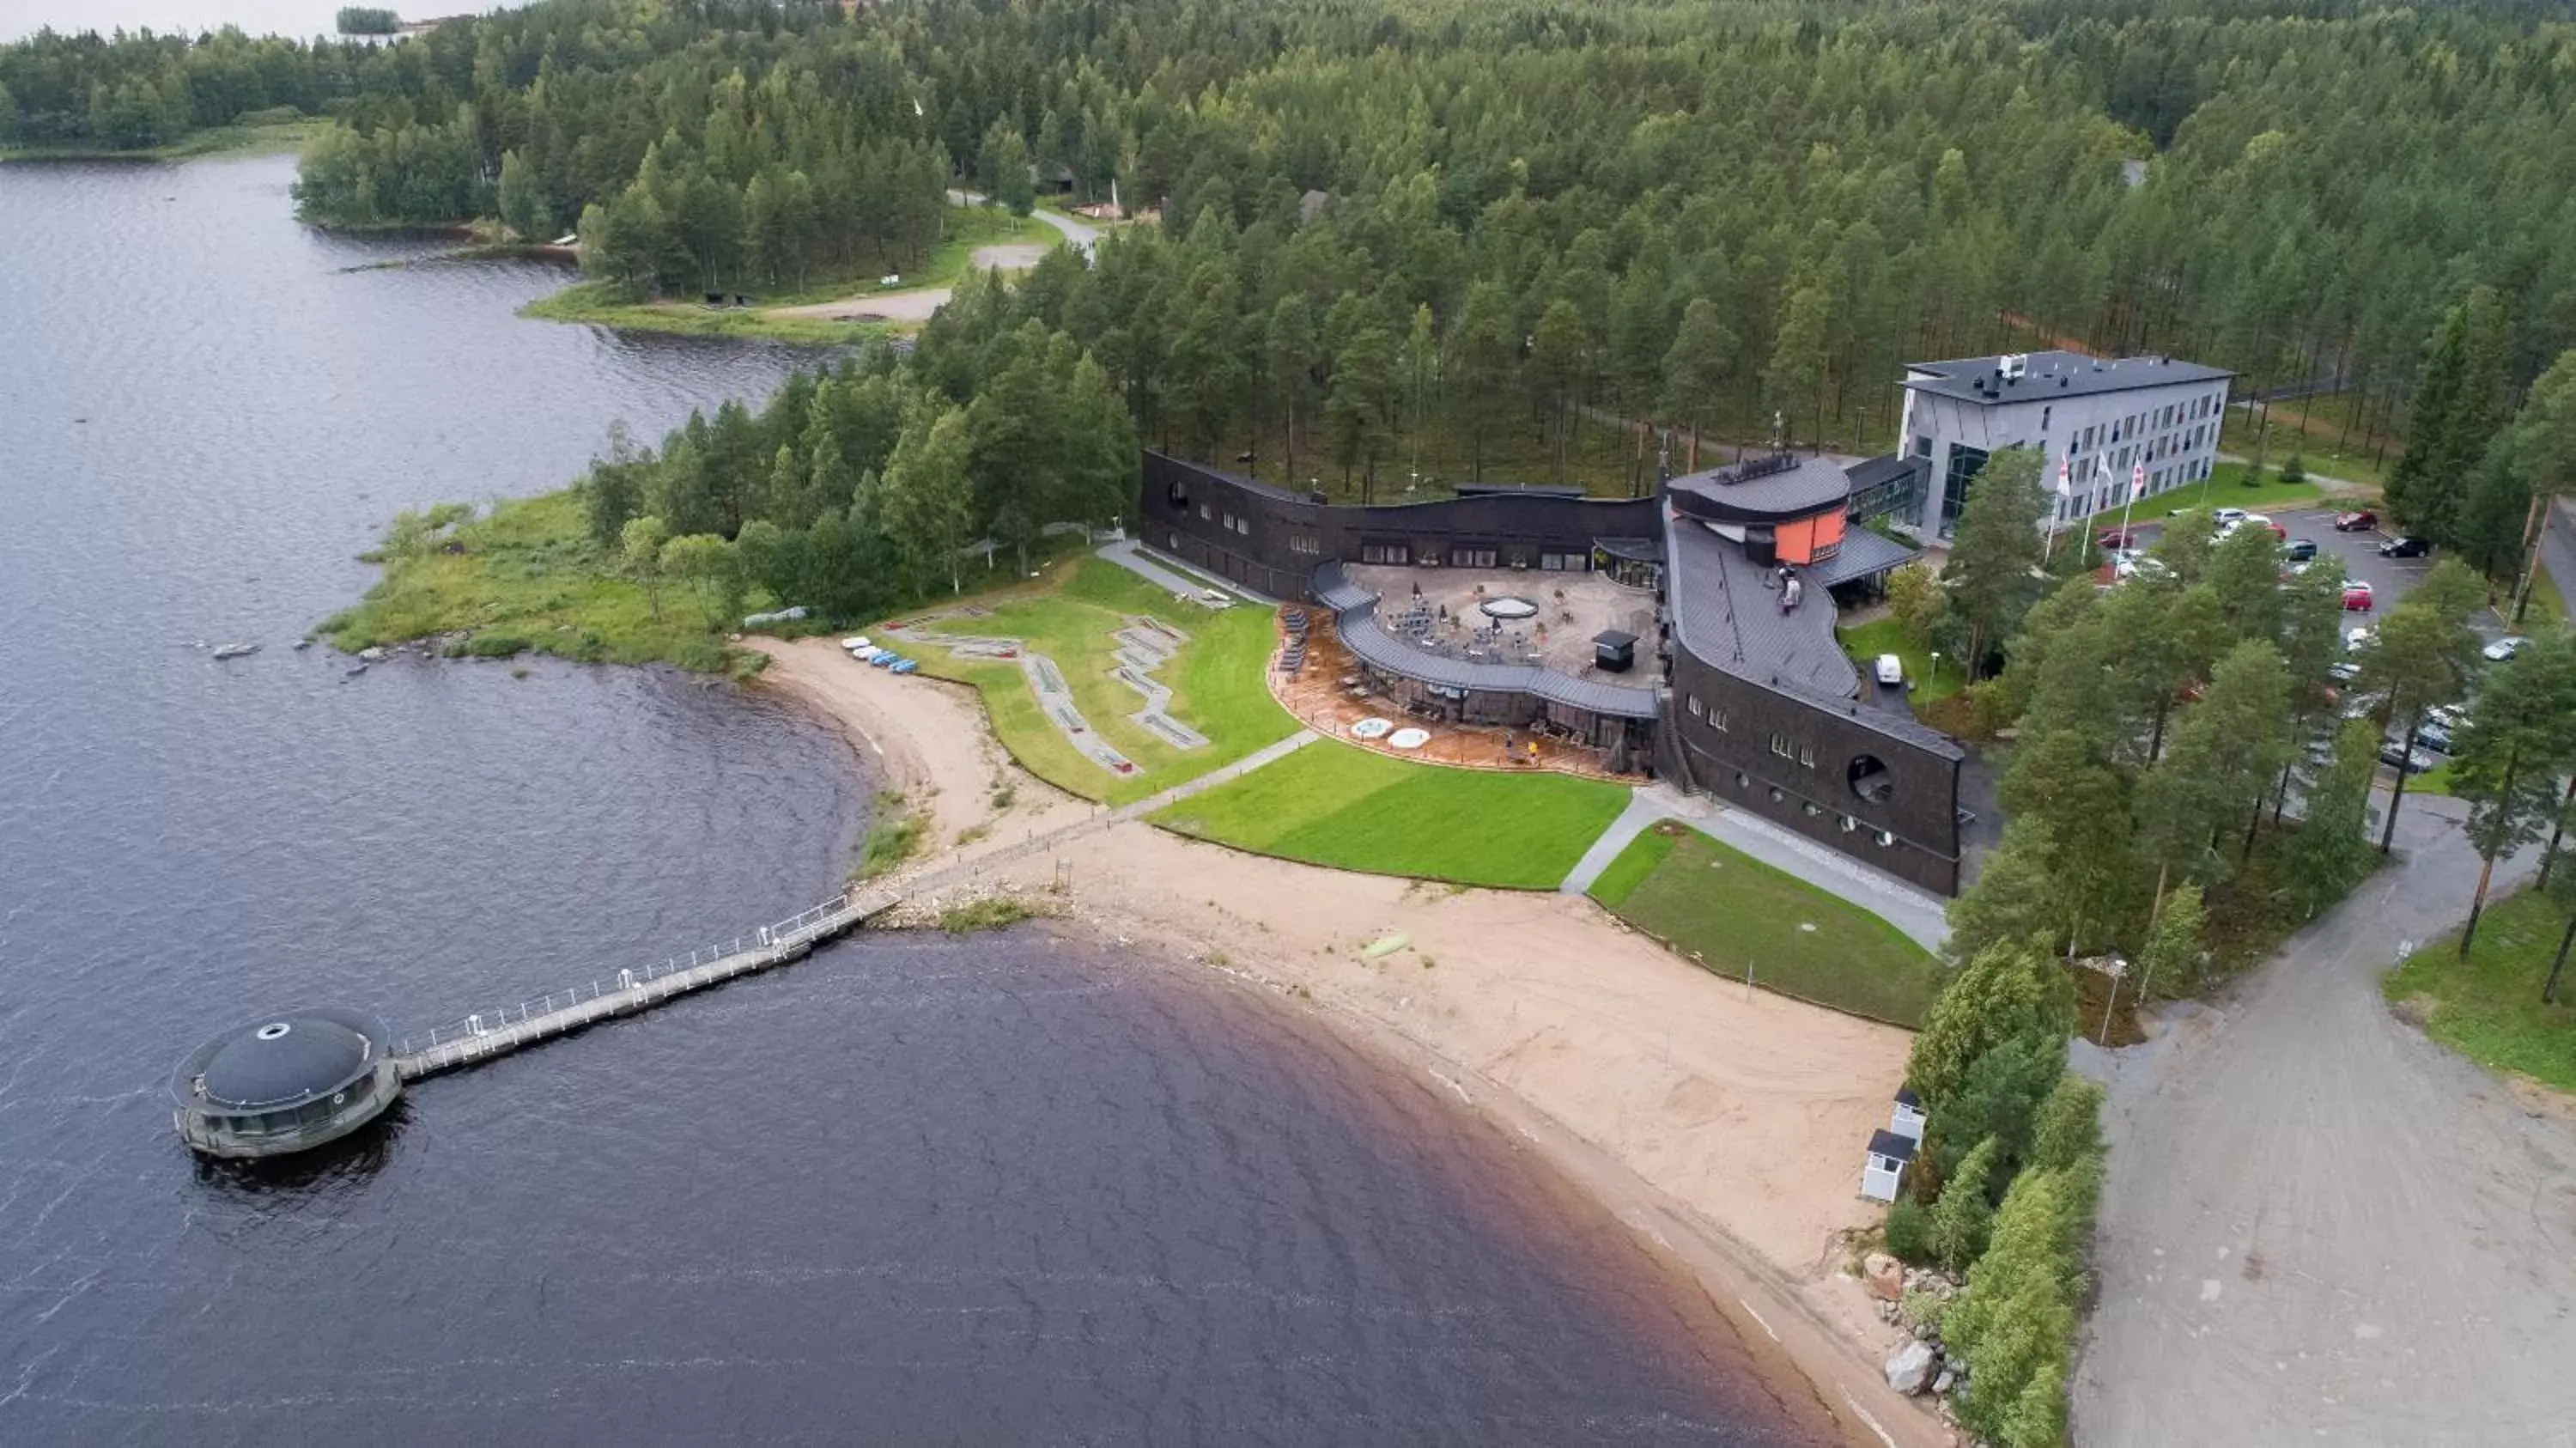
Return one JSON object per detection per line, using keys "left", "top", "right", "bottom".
{"left": 391, "top": 895, "right": 865, "bottom": 1062}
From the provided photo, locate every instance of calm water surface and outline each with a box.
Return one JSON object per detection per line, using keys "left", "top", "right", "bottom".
{"left": 0, "top": 155, "right": 1830, "bottom": 1444}
{"left": 1, "top": 1, "right": 454, "bottom": 42}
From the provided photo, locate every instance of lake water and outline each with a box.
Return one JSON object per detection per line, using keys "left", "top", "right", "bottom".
{"left": 0, "top": 154, "right": 1832, "bottom": 1444}
{"left": 2, "top": 1, "right": 446, "bottom": 43}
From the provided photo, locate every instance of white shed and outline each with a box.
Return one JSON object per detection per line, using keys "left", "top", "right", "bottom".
{"left": 1862, "top": 1129, "right": 1918, "bottom": 1203}
{"left": 1890, "top": 1086, "right": 1927, "bottom": 1142}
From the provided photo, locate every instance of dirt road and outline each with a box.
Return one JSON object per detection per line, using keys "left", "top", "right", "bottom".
{"left": 2074, "top": 793, "right": 2576, "bottom": 1445}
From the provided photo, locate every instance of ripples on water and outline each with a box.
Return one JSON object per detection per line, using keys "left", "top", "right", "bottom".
{"left": 0, "top": 155, "right": 1829, "bottom": 1443}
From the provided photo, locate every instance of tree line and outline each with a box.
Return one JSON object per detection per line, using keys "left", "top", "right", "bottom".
{"left": 1877, "top": 432, "right": 2576, "bottom": 1436}
{"left": 574, "top": 315, "right": 1136, "bottom": 629}
{"left": 12, "top": 0, "right": 2576, "bottom": 472}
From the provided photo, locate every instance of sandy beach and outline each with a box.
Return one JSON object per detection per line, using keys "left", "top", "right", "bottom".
{"left": 750, "top": 636, "right": 1946, "bottom": 1446}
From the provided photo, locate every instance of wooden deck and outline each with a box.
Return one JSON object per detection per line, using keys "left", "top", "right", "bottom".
{"left": 1268, "top": 610, "right": 1629, "bottom": 780}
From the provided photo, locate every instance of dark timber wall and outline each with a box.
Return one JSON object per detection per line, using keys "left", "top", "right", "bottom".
{"left": 1141, "top": 453, "right": 1661, "bottom": 599}
{"left": 1665, "top": 648, "right": 1963, "bottom": 896}
{"left": 1139, "top": 450, "right": 1967, "bottom": 896}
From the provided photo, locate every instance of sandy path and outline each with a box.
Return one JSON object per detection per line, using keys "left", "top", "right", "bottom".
{"left": 762, "top": 242, "right": 1055, "bottom": 324}
{"left": 749, "top": 632, "right": 1944, "bottom": 1446}
{"left": 2076, "top": 794, "right": 2576, "bottom": 1445}
{"left": 749, "top": 636, "right": 1095, "bottom": 850}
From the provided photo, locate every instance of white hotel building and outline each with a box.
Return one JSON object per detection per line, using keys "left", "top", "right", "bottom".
{"left": 1890, "top": 350, "right": 2235, "bottom": 536}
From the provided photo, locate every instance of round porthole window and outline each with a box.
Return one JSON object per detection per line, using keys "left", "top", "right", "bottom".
{"left": 254, "top": 1022, "right": 291, "bottom": 1041}
{"left": 1848, "top": 754, "right": 1893, "bottom": 804}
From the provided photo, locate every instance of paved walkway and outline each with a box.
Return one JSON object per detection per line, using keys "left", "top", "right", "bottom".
{"left": 1558, "top": 784, "right": 1951, "bottom": 956}
{"left": 1096, "top": 538, "right": 1277, "bottom": 605}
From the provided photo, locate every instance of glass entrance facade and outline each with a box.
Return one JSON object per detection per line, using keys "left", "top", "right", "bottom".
{"left": 1937, "top": 444, "right": 1989, "bottom": 537}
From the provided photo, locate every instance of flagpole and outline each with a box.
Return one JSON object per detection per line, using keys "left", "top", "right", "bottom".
{"left": 2117, "top": 459, "right": 2142, "bottom": 550}
{"left": 2044, "top": 456, "right": 2070, "bottom": 566}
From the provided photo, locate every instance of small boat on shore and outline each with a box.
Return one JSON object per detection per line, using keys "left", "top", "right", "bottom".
{"left": 211, "top": 642, "right": 259, "bottom": 660}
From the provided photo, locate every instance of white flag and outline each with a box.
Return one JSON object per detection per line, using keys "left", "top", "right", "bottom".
{"left": 2057, "top": 459, "right": 2072, "bottom": 499}
{"left": 2129, "top": 462, "right": 2147, "bottom": 502}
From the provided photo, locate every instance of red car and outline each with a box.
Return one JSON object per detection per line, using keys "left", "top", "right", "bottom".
{"left": 2342, "top": 580, "right": 2376, "bottom": 611}
{"left": 2334, "top": 509, "right": 2379, "bottom": 532}
{"left": 2097, "top": 526, "right": 2143, "bottom": 550}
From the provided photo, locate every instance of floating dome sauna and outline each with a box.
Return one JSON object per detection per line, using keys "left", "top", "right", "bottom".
{"left": 171, "top": 1008, "right": 400, "bottom": 1159}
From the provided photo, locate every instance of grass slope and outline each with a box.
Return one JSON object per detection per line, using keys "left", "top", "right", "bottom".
{"left": 319, "top": 490, "right": 761, "bottom": 672}
{"left": 1837, "top": 617, "right": 1966, "bottom": 703}
{"left": 522, "top": 206, "right": 1056, "bottom": 343}
{"left": 2083, "top": 461, "right": 2328, "bottom": 531}
{"left": 2220, "top": 392, "right": 2398, "bottom": 490}
{"left": 896, "top": 559, "right": 1298, "bottom": 804}
{"left": 0, "top": 113, "right": 330, "bottom": 163}
{"left": 1153, "top": 740, "right": 1629, "bottom": 889}
{"left": 2383, "top": 890, "right": 2576, "bottom": 1095}
{"left": 1589, "top": 822, "right": 1943, "bottom": 1025}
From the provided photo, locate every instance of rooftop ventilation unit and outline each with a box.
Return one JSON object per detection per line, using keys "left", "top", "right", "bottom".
{"left": 1999, "top": 353, "right": 2029, "bottom": 381}
{"left": 1718, "top": 452, "right": 1803, "bottom": 485}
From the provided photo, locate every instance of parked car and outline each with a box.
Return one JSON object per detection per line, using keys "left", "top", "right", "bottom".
{"left": 2116, "top": 554, "right": 2172, "bottom": 583}
{"left": 2483, "top": 636, "right": 2530, "bottom": 661}
{"left": 2379, "top": 740, "right": 2438, "bottom": 774}
{"left": 1874, "top": 653, "right": 1905, "bottom": 686}
{"left": 2333, "top": 509, "right": 2379, "bottom": 532}
{"left": 2097, "top": 526, "right": 2144, "bottom": 550}
{"left": 2282, "top": 538, "right": 2318, "bottom": 562}
{"left": 2326, "top": 660, "right": 2363, "bottom": 684}
{"left": 2342, "top": 580, "right": 2376, "bottom": 611}
{"left": 2413, "top": 717, "right": 2456, "bottom": 754}
{"left": 2379, "top": 535, "right": 2431, "bottom": 558}
{"left": 2211, "top": 507, "right": 2249, "bottom": 528}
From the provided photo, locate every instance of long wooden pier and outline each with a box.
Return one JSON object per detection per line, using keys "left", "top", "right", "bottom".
{"left": 391, "top": 891, "right": 899, "bottom": 1080}
{"left": 382, "top": 727, "right": 1322, "bottom": 1086}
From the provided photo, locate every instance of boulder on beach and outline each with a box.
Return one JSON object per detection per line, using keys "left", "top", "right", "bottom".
{"left": 1864, "top": 1252, "right": 1905, "bottom": 1302}
{"left": 1885, "top": 1340, "right": 1936, "bottom": 1396}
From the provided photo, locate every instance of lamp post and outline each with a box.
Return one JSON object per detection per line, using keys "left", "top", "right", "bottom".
{"left": 1929, "top": 650, "right": 1943, "bottom": 693}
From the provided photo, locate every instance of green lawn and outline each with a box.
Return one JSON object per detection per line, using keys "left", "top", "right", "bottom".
{"left": 2083, "top": 462, "right": 2330, "bottom": 531}
{"left": 2517, "top": 556, "right": 2568, "bottom": 627}
{"left": 2383, "top": 889, "right": 2576, "bottom": 1095}
{"left": 895, "top": 558, "right": 1298, "bottom": 804}
{"left": 1588, "top": 822, "right": 1945, "bottom": 1025}
{"left": 0, "top": 113, "right": 331, "bottom": 162}
{"left": 319, "top": 490, "right": 757, "bottom": 673}
{"left": 1838, "top": 617, "right": 1967, "bottom": 703}
{"left": 1151, "top": 739, "right": 1631, "bottom": 889}
{"left": 2220, "top": 392, "right": 2397, "bottom": 490}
